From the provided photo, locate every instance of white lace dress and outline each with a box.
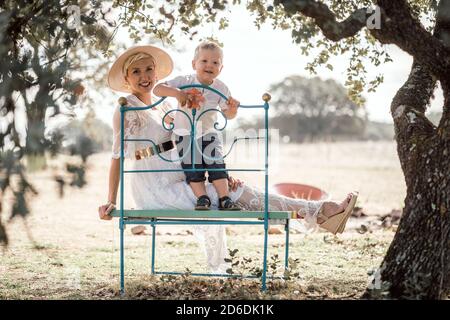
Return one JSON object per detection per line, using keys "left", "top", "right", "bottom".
{"left": 112, "top": 94, "right": 323, "bottom": 273}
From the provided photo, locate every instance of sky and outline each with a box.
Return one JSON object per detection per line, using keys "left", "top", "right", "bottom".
{"left": 92, "top": 4, "right": 443, "bottom": 126}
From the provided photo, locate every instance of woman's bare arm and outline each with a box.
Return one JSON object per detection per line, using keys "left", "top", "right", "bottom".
{"left": 98, "top": 158, "right": 120, "bottom": 220}
{"left": 108, "top": 158, "right": 120, "bottom": 204}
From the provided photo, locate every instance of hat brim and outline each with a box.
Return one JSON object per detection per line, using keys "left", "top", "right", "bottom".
{"left": 107, "top": 45, "right": 173, "bottom": 93}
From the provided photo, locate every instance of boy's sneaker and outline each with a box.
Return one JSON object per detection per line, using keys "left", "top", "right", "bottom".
{"left": 195, "top": 195, "right": 211, "bottom": 211}
{"left": 218, "top": 196, "right": 241, "bottom": 211}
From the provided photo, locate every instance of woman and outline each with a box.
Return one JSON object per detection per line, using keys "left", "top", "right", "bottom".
{"left": 98, "top": 45, "right": 358, "bottom": 272}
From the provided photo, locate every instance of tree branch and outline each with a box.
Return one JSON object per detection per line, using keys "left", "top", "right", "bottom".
{"left": 276, "top": 0, "right": 370, "bottom": 41}
{"left": 389, "top": 0, "right": 450, "bottom": 166}
{"left": 389, "top": 0, "right": 450, "bottom": 129}
{"left": 391, "top": 62, "right": 435, "bottom": 129}
{"left": 435, "top": 0, "right": 450, "bottom": 48}
{"left": 434, "top": 0, "right": 450, "bottom": 134}
{"left": 441, "top": 84, "right": 450, "bottom": 138}
{"left": 277, "top": 0, "right": 450, "bottom": 81}
{"left": 388, "top": 61, "right": 437, "bottom": 189}
{"left": 371, "top": 0, "right": 450, "bottom": 81}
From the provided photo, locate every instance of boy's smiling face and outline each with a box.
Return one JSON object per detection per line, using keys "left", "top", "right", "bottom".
{"left": 192, "top": 48, "right": 223, "bottom": 85}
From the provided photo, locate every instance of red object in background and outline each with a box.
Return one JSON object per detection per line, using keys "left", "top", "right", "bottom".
{"left": 272, "top": 183, "right": 329, "bottom": 201}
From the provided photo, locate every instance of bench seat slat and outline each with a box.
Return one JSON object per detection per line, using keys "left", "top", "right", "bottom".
{"left": 110, "top": 209, "right": 293, "bottom": 219}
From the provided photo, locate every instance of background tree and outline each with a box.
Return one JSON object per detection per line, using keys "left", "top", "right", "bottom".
{"left": 58, "top": 112, "right": 113, "bottom": 155}
{"left": 0, "top": 0, "right": 114, "bottom": 245}
{"left": 239, "top": 75, "right": 368, "bottom": 142}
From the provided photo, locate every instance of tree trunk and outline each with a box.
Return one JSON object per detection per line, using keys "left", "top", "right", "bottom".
{"left": 368, "top": 64, "right": 450, "bottom": 299}
{"left": 380, "top": 139, "right": 450, "bottom": 299}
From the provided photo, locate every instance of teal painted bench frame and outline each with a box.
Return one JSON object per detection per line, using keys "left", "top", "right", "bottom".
{"left": 113, "top": 85, "right": 292, "bottom": 294}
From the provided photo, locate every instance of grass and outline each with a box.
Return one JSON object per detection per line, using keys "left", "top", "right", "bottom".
{"left": 0, "top": 228, "right": 394, "bottom": 299}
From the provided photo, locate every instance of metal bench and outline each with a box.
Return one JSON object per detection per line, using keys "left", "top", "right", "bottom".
{"left": 113, "top": 85, "right": 292, "bottom": 294}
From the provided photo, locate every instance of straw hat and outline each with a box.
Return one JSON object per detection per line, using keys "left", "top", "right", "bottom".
{"left": 107, "top": 45, "right": 173, "bottom": 93}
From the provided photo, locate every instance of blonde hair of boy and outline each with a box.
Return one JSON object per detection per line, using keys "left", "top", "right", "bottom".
{"left": 193, "top": 41, "right": 223, "bottom": 61}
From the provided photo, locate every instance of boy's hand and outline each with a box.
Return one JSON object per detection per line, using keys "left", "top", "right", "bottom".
{"left": 223, "top": 97, "right": 240, "bottom": 118}
{"left": 185, "top": 89, "right": 205, "bottom": 109}
{"left": 227, "top": 97, "right": 240, "bottom": 110}
{"left": 176, "top": 90, "right": 189, "bottom": 107}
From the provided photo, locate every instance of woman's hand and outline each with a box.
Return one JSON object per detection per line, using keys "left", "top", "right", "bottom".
{"left": 228, "top": 176, "right": 243, "bottom": 192}
{"left": 98, "top": 202, "right": 115, "bottom": 220}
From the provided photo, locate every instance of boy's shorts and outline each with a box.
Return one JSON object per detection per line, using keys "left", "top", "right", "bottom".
{"left": 176, "top": 133, "right": 228, "bottom": 184}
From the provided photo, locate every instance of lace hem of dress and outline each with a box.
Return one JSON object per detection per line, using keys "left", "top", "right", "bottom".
{"left": 235, "top": 185, "right": 323, "bottom": 233}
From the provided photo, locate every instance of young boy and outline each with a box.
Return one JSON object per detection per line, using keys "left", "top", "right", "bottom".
{"left": 154, "top": 41, "right": 240, "bottom": 211}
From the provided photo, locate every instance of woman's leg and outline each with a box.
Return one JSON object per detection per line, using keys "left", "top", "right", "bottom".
{"left": 235, "top": 185, "right": 352, "bottom": 231}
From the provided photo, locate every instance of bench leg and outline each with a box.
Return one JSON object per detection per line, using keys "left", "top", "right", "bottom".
{"left": 261, "top": 224, "right": 268, "bottom": 291}
{"left": 151, "top": 224, "right": 156, "bottom": 274}
{"left": 285, "top": 220, "right": 290, "bottom": 271}
{"left": 120, "top": 219, "right": 125, "bottom": 296}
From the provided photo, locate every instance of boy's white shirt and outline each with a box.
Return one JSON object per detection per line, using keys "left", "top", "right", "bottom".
{"left": 162, "top": 74, "right": 230, "bottom": 137}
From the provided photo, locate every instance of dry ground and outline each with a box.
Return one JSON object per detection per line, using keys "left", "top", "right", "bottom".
{"left": 0, "top": 141, "right": 405, "bottom": 299}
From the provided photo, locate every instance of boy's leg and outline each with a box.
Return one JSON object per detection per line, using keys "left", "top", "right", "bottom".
{"left": 190, "top": 181, "right": 208, "bottom": 198}
{"left": 176, "top": 134, "right": 207, "bottom": 185}
{"left": 176, "top": 135, "right": 210, "bottom": 209}
{"left": 191, "top": 182, "right": 212, "bottom": 210}
{"left": 211, "top": 178, "right": 229, "bottom": 199}
{"left": 213, "top": 177, "right": 241, "bottom": 210}
{"left": 203, "top": 133, "right": 229, "bottom": 187}
{"left": 203, "top": 133, "right": 240, "bottom": 210}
